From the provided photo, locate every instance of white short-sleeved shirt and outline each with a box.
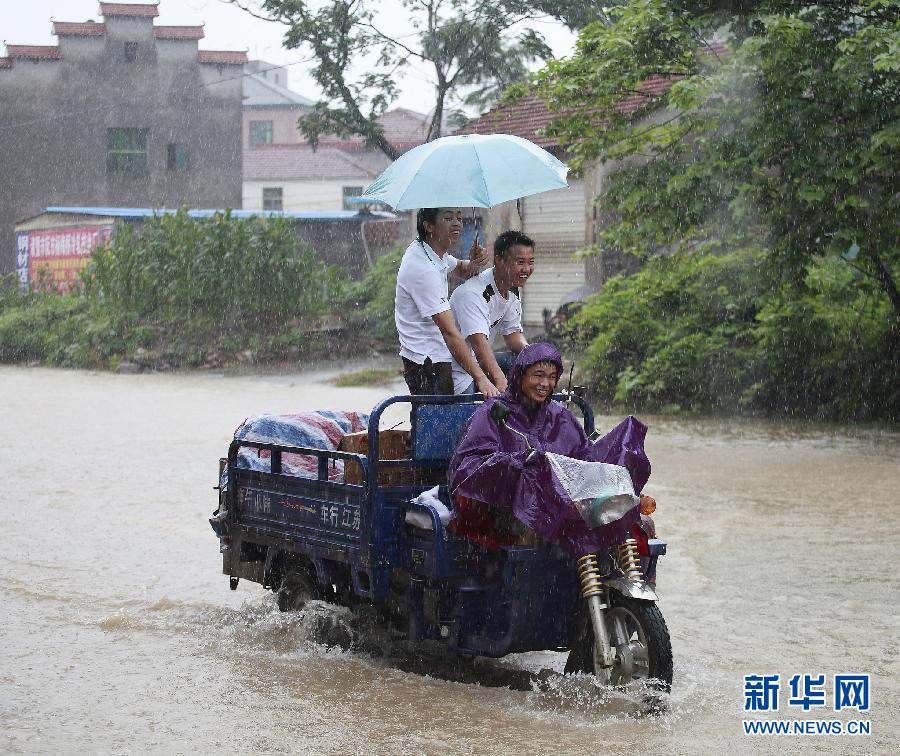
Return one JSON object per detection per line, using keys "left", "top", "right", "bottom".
{"left": 449, "top": 267, "right": 524, "bottom": 393}
{"left": 395, "top": 239, "right": 459, "bottom": 364}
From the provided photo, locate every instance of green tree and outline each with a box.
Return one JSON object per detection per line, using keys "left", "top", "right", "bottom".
{"left": 562, "top": 244, "right": 897, "bottom": 420}
{"left": 500, "top": 1, "right": 626, "bottom": 30}
{"left": 231, "top": 0, "right": 554, "bottom": 157}
{"left": 536, "top": 1, "right": 899, "bottom": 321}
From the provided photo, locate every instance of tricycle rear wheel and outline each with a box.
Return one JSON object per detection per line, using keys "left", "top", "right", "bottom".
{"left": 276, "top": 567, "right": 319, "bottom": 612}
{"left": 565, "top": 595, "right": 673, "bottom": 691}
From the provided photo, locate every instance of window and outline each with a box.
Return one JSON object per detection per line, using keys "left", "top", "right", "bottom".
{"left": 249, "top": 120, "right": 273, "bottom": 148}
{"left": 124, "top": 42, "right": 138, "bottom": 62}
{"left": 166, "top": 143, "right": 186, "bottom": 172}
{"left": 342, "top": 186, "right": 364, "bottom": 210}
{"left": 107, "top": 128, "right": 148, "bottom": 175}
{"left": 262, "top": 187, "right": 283, "bottom": 211}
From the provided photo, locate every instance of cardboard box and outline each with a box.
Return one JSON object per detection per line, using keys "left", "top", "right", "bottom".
{"left": 339, "top": 429, "right": 411, "bottom": 486}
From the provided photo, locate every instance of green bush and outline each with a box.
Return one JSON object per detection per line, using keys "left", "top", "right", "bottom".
{"left": 341, "top": 245, "right": 403, "bottom": 341}
{"left": 88, "top": 210, "right": 344, "bottom": 331}
{"left": 564, "top": 247, "right": 898, "bottom": 422}
{"left": 752, "top": 259, "right": 898, "bottom": 421}
{"left": 0, "top": 213, "right": 350, "bottom": 368}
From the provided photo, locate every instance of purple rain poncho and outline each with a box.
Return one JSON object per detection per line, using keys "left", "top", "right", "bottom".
{"left": 447, "top": 343, "right": 650, "bottom": 556}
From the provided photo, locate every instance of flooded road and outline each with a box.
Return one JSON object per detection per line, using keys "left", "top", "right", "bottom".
{"left": 1, "top": 366, "right": 897, "bottom": 754}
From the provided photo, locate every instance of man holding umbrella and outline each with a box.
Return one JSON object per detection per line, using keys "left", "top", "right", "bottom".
{"left": 361, "top": 132, "right": 570, "bottom": 396}
{"left": 395, "top": 207, "right": 500, "bottom": 396}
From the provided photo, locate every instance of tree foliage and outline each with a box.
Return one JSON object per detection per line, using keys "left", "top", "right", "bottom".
{"left": 533, "top": 1, "right": 898, "bottom": 419}
{"left": 563, "top": 245, "right": 897, "bottom": 420}
{"left": 538, "top": 0, "right": 899, "bottom": 315}
{"left": 340, "top": 244, "right": 403, "bottom": 340}
{"left": 235, "top": 0, "right": 555, "bottom": 156}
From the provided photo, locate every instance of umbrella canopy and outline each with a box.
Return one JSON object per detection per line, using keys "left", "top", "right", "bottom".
{"left": 361, "top": 133, "right": 569, "bottom": 210}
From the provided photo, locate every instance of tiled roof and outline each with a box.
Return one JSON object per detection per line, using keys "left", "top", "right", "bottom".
{"left": 6, "top": 45, "right": 61, "bottom": 60}
{"left": 0, "top": 58, "right": 11, "bottom": 69}
{"left": 243, "top": 72, "right": 313, "bottom": 107}
{"left": 454, "top": 78, "right": 674, "bottom": 146}
{"left": 53, "top": 21, "right": 106, "bottom": 37}
{"left": 378, "top": 108, "right": 431, "bottom": 144}
{"left": 308, "top": 108, "right": 432, "bottom": 150}
{"left": 154, "top": 26, "right": 204, "bottom": 40}
{"left": 455, "top": 45, "right": 729, "bottom": 146}
{"left": 99, "top": 3, "right": 159, "bottom": 17}
{"left": 243, "top": 146, "right": 390, "bottom": 181}
{"left": 199, "top": 50, "right": 248, "bottom": 65}
{"left": 453, "top": 94, "right": 560, "bottom": 147}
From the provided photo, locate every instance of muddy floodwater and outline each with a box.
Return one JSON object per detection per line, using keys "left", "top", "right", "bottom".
{"left": 1, "top": 365, "right": 897, "bottom": 754}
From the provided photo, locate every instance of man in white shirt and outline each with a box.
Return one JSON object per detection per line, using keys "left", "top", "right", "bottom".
{"left": 395, "top": 207, "right": 500, "bottom": 396}
{"left": 449, "top": 230, "right": 535, "bottom": 394}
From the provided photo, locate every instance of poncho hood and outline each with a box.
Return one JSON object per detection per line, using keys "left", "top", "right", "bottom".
{"left": 503, "top": 342, "right": 564, "bottom": 404}
{"left": 447, "top": 342, "right": 650, "bottom": 555}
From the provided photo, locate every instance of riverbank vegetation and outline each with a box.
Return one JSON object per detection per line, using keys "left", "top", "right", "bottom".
{"left": 330, "top": 367, "right": 399, "bottom": 387}
{"left": 2, "top": 3, "right": 896, "bottom": 423}
{"left": 0, "top": 212, "right": 349, "bottom": 369}
{"left": 534, "top": 0, "right": 899, "bottom": 422}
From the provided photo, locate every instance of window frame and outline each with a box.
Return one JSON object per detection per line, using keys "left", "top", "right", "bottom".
{"left": 262, "top": 187, "right": 283, "bottom": 211}
{"left": 124, "top": 41, "right": 138, "bottom": 63}
{"left": 106, "top": 127, "right": 148, "bottom": 176}
{"left": 249, "top": 120, "right": 274, "bottom": 148}
{"left": 166, "top": 143, "right": 187, "bottom": 172}
{"left": 342, "top": 185, "right": 364, "bottom": 210}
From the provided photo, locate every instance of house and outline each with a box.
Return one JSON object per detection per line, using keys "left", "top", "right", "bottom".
{"left": 0, "top": 2, "right": 247, "bottom": 278}
{"left": 242, "top": 61, "right": 313, "bottom": 150}
{"left": 454, "top": 80, "right": 679, "bottom": 328}
{"left": 243, "top": 146, "right": 390, "bottom": 212}
{"left": 240, "top": 68, "right": 432, "bottom": 213}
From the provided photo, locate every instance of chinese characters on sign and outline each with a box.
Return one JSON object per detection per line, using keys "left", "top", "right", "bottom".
{"left": 236, "top": 488, "right": 360, "bottom": 531}
{"left": 743, "top": 673, "right": 871, "bottom": 713}
{"left": 320, "top": 503, "right": 361, "bottom": 531}
{"left": 741, "top": 673, "right": 872, "bottom": 736}
{"left": 16, "top": 225, "right": 112, "bottom": 291}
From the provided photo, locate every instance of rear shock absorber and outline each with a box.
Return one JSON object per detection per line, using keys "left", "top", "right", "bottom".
{"left": 577, "top": 554, "right": 607, "bottom": 602}
{"left": 577, "top": 553, "right": 614, "bottom": 672}
{"left": 618, "top": 538, "right": 643, "bottom": 581}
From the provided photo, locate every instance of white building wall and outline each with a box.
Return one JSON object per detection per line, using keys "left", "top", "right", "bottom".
{"left": 242, "top": 179, "right": 368, "bottom": 211}
{"left": 519, "top": 179, "right": 587, "bottom": 328}
{"left": 475, "top": 178, "right": 588, "bottom": 330}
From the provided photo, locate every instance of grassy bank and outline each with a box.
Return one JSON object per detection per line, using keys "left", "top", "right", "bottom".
{"left": 559, "top": 247, "right": 898, "bottom": 424}
{"left": 2, "top": 212, "right": 895, "bottom": 423}
{"left": 0, "top": 211, "right": 395, "bottom": 371}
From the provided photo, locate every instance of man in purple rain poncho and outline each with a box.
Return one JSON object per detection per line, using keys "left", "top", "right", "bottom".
{"left": 447, "top": 343, "right": 651, "bottom": 556}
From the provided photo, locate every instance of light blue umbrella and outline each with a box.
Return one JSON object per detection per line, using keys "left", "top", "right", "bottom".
{"left": 361, "top": 133, "right": 569, "bottom": 210}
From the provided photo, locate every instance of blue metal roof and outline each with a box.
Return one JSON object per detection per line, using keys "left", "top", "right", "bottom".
{"left": 44, "top": 207, "right": 396, "bottom": 220}
{"left": 344, "top": 196, "right": 391, "bottom": 205}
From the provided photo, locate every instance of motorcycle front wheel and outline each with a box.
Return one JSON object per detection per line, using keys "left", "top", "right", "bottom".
{"left": 565, "top": 594, "right": 673, "bottom": 691}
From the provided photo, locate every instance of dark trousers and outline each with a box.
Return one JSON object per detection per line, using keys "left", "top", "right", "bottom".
{"left": 402, "top": 357, "right": 454, "bottom": 395}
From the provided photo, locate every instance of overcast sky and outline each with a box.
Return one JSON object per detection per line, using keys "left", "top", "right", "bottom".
{"left": 2, "top": 0, "right": 576, "bottom": 114}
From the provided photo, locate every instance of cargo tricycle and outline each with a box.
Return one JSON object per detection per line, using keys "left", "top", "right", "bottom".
{"left": 210, "top": 392, "right": 672, "bottom": 690}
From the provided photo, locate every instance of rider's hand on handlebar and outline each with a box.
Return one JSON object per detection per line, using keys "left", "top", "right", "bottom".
{"left": 476, "top": 376, "right": 501, "bottom": 398}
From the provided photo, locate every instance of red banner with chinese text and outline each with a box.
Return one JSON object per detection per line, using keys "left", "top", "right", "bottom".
{"left": 19, "top": 225, "right": 112, "bottom": 291}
